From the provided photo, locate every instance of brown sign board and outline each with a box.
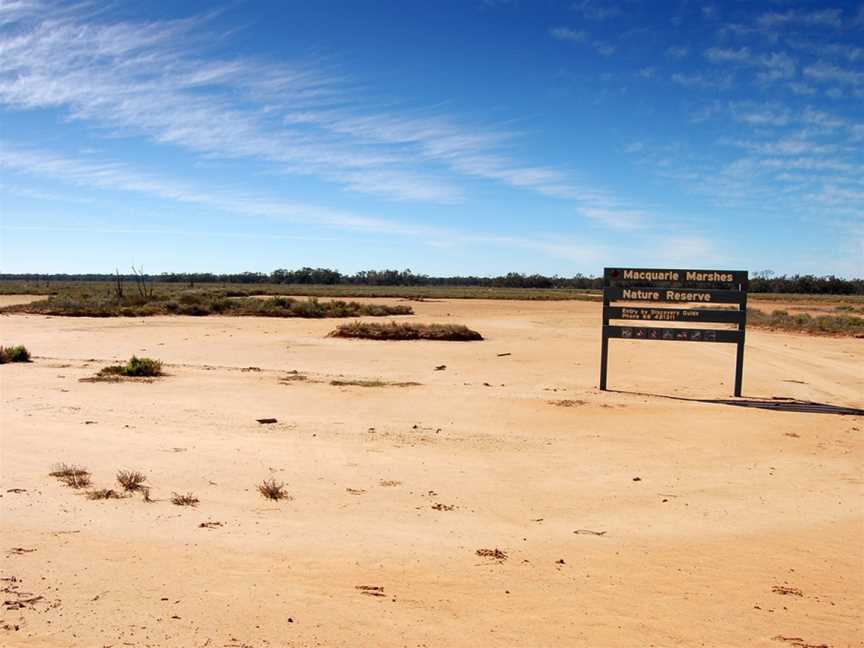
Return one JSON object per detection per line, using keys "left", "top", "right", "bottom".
{"left": 600, "top": 267, "right": 748, "bottom": 396}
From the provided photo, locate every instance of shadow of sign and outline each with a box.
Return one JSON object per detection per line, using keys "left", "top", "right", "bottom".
{"left": 609, "top": 390, "right": 863, "bottom": 416}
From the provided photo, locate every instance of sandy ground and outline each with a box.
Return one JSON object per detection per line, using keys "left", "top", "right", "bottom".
{"left": 1, "top": 298, "right": 862, "bottom": 648}
{"left": 0, "top": 295, "right": 44, "bottom": 307}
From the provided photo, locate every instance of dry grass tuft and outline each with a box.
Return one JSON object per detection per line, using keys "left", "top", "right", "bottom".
{"left": 49, "top": 463, "right": 88, "bottom": 478}
{"left": 329, "top": 321, "right": 483, "bottom": 341}
{"left": 171, "top": 492, "right": 199, "bottom": 506}
{"left": 476, "top": 548, "right": 508, "bottom": 561}
{"left": 116, "top": 470, "right": 147, "bottom": 492}
{"left": 49, "top": 464, "right": 92, "bottom": 489}
{"left": 87, "top": 488, "right": 124, "bottom": 500}
{"left": 257, "top": 479, "right": 289, "bottom": 501}
{"left": 329, "top": 378, "right": 421, "bottom": 388}
{"left": 549, "top": 399, "right": 586, "bottom": 407}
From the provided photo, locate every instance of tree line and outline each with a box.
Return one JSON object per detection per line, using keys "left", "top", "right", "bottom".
{"left": 1, "top": 269, "right": 861, "bottom": 294}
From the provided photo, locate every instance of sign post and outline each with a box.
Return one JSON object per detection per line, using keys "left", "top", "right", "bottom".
{"left": 600, "top": 268, "right": 748, "bottom": 396}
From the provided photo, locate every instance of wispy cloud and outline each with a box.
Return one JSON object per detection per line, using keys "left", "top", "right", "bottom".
{"left": 704, "top": 47, "right": 796, "bottom": 82}
{"left": 671, "top": 71, "right": 735, "bottom": 90}
{"left": 571, "top": 0, "right": 622, "bottom": 21}
{"left": 550, "top": 26, "right": 617, "bottom": 56}
{"left": 0, "top": 142, "right": 615, "bottom": 262}
{"left": 0, "top": 3, "right": 598, "bottom": 205}
{"left": 549, "top": 26, "right": 586, "bottom": 43}
{"left": 729, "top": 101, "right": 791, "bottom": 126}
{"left": 756, "top": 9, "right": 843, "bottom": 30}
{"left": 803, "top": 62, "right": 864, "bottom": 88}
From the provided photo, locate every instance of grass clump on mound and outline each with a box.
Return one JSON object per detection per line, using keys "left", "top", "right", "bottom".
{"left": 747, "top": 308, "right": 864, "bottom": 336}
{"left": 329, "top": 321, "right": 483, "bottom": 341}
{"left": 98, "top": 356, "right": 163, "bottom": 378}
{"left": 0, "top": 345, "right": 31, "bottom": 363}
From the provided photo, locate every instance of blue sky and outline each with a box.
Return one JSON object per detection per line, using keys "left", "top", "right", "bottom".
{"left": 0, "top": 0, "right": 862, "bottom": 277}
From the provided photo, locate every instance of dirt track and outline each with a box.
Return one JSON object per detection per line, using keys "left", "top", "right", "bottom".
{"left": 1, "top": 299, "right": 861, "bottom": 647}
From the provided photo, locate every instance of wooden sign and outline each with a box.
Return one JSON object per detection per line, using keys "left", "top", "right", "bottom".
{"left": 600, "top": 267, "right": 748, "bottom": 396}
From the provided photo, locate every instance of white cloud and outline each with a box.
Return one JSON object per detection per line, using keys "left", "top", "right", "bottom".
{"left": 671, "top": 72, "right": 735, "bottom": 90}
{"left": 788, "top": 82, "right": 817, "bottom": 95}
{"left": 757, "top": 9, "right": 843, "bottom": 30}
{"left": 803, "top": 62, "right": 864, "bottom": 87}
{"left": 579, "top": 207, "right": 649, "bottom": 230}
{"left": 665, "top": 45, "right": 690, "bottom": 59}
{"left": 704, "top": 47, "right": 795, "bottom": 81}
{"left": 730, "top": 101, "right": 791, "bottom": 126}
{"left": 571, "top": 1, "right": 622, "bottom": 21}
{"left": 637, "top": 67, "right": 657, "bottom": 79}
{"left": 0, "top": 4, "right": 599, "bottom": 205}
{"left": 0, "top": 142, "right": 614, "bottom": 261}
{"left": 549, "top": 26, "right": 586, "bottom": 43}
{"left": 593, "top": 41, "right": 616, "bottom": 57}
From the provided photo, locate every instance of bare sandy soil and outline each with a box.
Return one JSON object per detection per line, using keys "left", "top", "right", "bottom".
{"left": 0, "top": 295, "right": 44, "bottom": 307}
{"left": 1, "top": 298, "right": 862, "bottom": 648}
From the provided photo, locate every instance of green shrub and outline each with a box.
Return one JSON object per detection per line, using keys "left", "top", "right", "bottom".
{"left": 98, "top": 356, "right": 163, "bottom": 378}
{"left": 0, "top": 345, "right": 31, "bottom": 363}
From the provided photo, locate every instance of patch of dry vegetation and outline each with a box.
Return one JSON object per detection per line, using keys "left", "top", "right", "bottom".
{"left": 116, "top": 470, "right": 147, "bottom": 492}
{"left": 49, "top": 464, "right": 92, "bottom": 489}
{"left": 329, "top": 321, "right": 483, "bottom": 341}
{"left": 747, "top": 308, "right": 864, "bottom": 336}
{"left": 171, "top": 492, "right": 199, "bottom": 506}
{"left": 476, "top": 548, "right": 508, "bottom": 561}
{"left": 97, "top": 356, "right": 163, "bottom": 378}
{"left": 1, "top": 290, "right": 413, "bottom": 319}
{"left": 87, "top": 488, "right": 124, "bottom": 500}
{"left": 329, "top": 379, "right": 421, "bottom": 387}
{"left": 0, "top": 345, "right": 31, "bottom": 363}
{"left": 257, "top": 479, "right": 289, "bottom": 501}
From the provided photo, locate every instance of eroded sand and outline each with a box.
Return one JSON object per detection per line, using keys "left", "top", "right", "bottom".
{"left": 1, "top": 299, "right": 862, "bottom": 647}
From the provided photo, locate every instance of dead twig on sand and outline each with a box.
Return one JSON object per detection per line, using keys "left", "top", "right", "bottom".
{"left": 573, "top": 529, "right": 606, "bottom": 536}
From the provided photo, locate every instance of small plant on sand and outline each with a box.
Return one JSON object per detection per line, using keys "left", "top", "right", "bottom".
{"left": 476, "top": 548, "right": 508, "bottom": 561}
{"left": 87, "top": 488, "right": 124, "bottom": 500}
{"left": 328, "top": 321, "right": 483, "bottom": 341}
{"left": 98, "top": 356, "right": 163, "bottom": 378}
{"left": 171, "top": 492, "right": 199, "bottom": 506}
{"left": 116, "top": 469, "right": 147, "bottom": 492}
{"left": 0, "top": 345, "right": 31, "bottom": 363}
{"left": 257, "top": 479, "right": 289, "bottom": 501}
{"left": 49, "top": 463, "right": 92, "bottom": 489}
